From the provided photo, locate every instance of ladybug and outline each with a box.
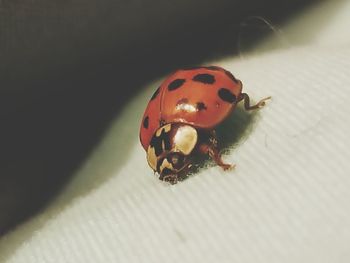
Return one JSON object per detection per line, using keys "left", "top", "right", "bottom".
{"left": 140, "top": 66, "right": 270, "bottom": 183}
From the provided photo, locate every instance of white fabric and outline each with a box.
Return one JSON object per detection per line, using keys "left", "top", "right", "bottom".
{"left": 2, "top": 1, "right": 350, "bottom": 262}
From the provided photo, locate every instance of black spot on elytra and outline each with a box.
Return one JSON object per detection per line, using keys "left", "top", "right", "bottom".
{"left": 218, "top": 88, "right": 237, "bottom": 103}
{"left": 196, "top": 102, "right": 207, "bottom": 111}
{"left": 150, "top": 127, "right": 171, "bottom": 156}
{"left": 150, "top": 87, "right": 160, "bottom": 101}
{"left": 143, "top": 116, "right": 149, "bottom": 129}
{"left": 224, "top": 70, "right": 239, "bottom": 84}
{"left": 192, "top": 73, "right": 215, "bottom": 84}
{"left": 168, "top": 79, "right": 186, "bottom": 91}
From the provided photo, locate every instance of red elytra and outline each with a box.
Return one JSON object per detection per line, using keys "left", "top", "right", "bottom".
{"left": 139, "top": 66, "right": 270, "bottom": 184}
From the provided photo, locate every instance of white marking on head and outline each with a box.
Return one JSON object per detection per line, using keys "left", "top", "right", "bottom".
{"left": 174, "top": 125, "right": 198, "bottom": 155}
{"left": 156, "top": 123, "right": 171, "bottom": 137}
{"left": 160, "top": 158, "right": 174, "bottom": 172}
{"left": 147, "top": 146, "right": 157, "bottom": 171}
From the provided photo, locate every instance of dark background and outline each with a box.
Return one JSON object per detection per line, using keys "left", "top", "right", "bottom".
{"left": 0, "top": 0, "right": 317, "bottom": 235}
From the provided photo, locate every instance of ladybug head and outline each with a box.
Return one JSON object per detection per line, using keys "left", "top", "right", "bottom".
{"left": 146, "top": 123, "right": 198, "bottom": 182}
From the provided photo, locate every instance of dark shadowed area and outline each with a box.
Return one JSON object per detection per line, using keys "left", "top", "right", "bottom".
{"left": 0, "top": 0, "right": 318, "bottom": 235}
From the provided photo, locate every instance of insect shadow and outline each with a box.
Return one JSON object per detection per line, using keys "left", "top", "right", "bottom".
{"left": 216, "top": 106, "right": 260, "bottom": 153}
{"left": 182, "top": 106, "right": 260, "bottom": 181}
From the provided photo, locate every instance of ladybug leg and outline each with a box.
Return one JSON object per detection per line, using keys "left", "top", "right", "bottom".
{"left": 198, "top": 143, "right": 234, "bottom": 171}
{"left": 238, "top": 93, "right": 271, "bottom": 111}
{"left": 209, "top": 147, "right": 234, "bottom": 171}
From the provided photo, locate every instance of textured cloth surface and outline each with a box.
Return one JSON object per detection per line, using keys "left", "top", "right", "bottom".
{"left": 1, "top": 1, "right": 350, "bottom": 262}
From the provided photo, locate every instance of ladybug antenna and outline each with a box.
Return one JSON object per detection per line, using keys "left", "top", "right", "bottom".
{"left": 237, "top": 16, "right": 289, "bottom": 59}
